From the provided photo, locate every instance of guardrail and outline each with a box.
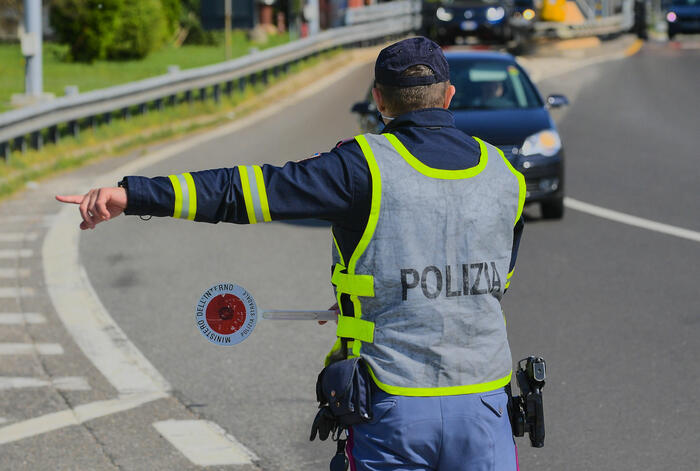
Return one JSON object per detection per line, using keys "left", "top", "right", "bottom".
{"left": 535, "top": 0, "right": 634, "bottom": 39}
{"left": 345, "top": 0, "right": 421, "bottom": 25}
{"left": 0, "top": 12, "right": 421, "bottom": 161}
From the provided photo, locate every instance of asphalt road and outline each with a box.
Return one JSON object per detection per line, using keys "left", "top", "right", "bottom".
{"left": 80, "top": 39, "right": 700, "bottom": 471}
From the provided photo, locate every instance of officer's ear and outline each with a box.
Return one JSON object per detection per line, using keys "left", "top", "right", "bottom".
{"left": 372, "top": 87, "right": 387, "bottom": 115}
{"left": 443, "top": 83, "right": 456, "bottom": 110}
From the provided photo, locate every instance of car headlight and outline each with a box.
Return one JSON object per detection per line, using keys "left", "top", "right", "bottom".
{"left": 486, "top": 6, "right": 505, "bottom": 22}
{"left": 523, "top": 8, "right": 536, "bottom": 20}
{"left": 666, "top": 11, "right": 677, "bottom": 22}
{"left": 520, "top": 130, "right": 562, "bottom": 157}
{"left": 436, "top": 7, "right": 454, "bottom": 22}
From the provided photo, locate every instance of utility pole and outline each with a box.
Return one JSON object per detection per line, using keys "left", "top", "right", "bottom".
{"left": 309, "top": 0, "right": 319, "bottom": 35}
{"left": 225, "top": 0, "right": 232, "bottom": 60}
{"left": 24, "top": 0, "right": 43, "bottom": 97}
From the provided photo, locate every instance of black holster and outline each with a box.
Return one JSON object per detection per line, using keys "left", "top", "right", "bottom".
{"left": 310, "top": 357, "right": 373, "bottom": 442}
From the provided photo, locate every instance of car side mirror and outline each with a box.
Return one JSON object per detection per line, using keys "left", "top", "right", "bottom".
{"left": 546, "top": 94, "right": 569, "bottom": 108}
{"left": 351, "top": 101, "right": 376, "bottom": 114}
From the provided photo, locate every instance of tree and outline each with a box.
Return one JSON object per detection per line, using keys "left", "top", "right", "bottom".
{"left": 50, "top": 0, "right": 121, "bottom": 62}
{"left": 106, "top": 0, "right": 167, "bottom": 60}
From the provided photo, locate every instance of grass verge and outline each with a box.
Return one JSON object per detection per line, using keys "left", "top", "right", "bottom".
{"left": 0, "top": 47, "right": 367, "bottom": 202}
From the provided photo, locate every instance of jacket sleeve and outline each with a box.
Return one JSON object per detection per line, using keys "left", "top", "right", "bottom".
{"left": 122, "top": 145, "right": 360, "bottom": 225}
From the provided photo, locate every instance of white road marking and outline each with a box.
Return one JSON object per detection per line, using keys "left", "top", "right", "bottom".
{"left": 0, "top": 418, "right": 7, "bottom": 425}
{"left": 0, "top": 343, "right": 64, "bottom": 355}
{"left": 0, "top": 313, "right": 46, "bottom": 324}
{"left": 43, "top": 220, "right": 171, "bottom": 395}
{"left": 564, "top": 197, "right": 700, "bottom": 243}
{"left": 0, "top": 392, "right": 167, "bottom": 445}
{"left": 0, "top": 376, "right": 90, "bottom": 391}
{"left": 153, "top": 420, "right": 257, "bottom": 466}
{"left": 0, "top": 249, "right": 33, "bottom": 259}
{"left": 0, "top": 215, "right": 55, "bottom": 225}
{"left": 0, "top": 268, "right": 31, "bottom": 279}
{"left": 0, "top": 232, "right": 38, "bottom": 242}
{"left": 0, "top": 287, "right": 35, "bottom": 298}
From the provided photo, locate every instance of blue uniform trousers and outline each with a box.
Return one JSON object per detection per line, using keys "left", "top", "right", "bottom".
{"left": 346, "top": 387, "right": 518, "bottom": 471}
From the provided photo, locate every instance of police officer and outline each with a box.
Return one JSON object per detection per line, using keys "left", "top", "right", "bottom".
{"left": 57, "top": 37, "right": 525, "bottom": 470}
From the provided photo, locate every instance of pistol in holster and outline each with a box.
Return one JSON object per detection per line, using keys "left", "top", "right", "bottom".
{"left": 507, "top": 356, "right": 546, "bottom": 448}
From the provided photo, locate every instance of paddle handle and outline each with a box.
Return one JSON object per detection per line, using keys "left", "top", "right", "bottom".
{"left": 262, "top": 310, "right": 337, "bottom": 321}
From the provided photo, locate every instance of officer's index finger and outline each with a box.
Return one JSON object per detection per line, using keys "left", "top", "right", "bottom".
{"left": 55, "top": 195, "right": 84, "bottom": 204}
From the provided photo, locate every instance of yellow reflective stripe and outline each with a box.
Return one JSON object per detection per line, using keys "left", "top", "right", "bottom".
{"left": 348, "top": 135, "right": 382, "bottom": 358}
{"left": 324, "top": 339, "right": 342, "bottom": 366}
{"left": 168, "top": 175, "right": 183, "bottom": 219}
{"left": 252, "top": 165, "right": 271, "bottom": 222}
{"left": 336, "top": 316, "right": 375, "bottom": 343}
{"left": 492, "top": 143, "right": 526, "bottom": 226}
{"left": 238, "top": 166, "right": 257, "bottom": 224}
{"left": 368, "top": 365, "right": 512, "bottom": 397}
{"left": 331, "top": 268, "right": 374, "bottom": 297}
{"left": 505, "top": 268, "right": 514, "bottom": 289}
{"left": 385, "top": 133, "right": 488, "bottom": 179}
{"left": 332, "top": 231, "right": 346, "bottom": 266}
{"left": 183, "top": 173, "right": 197, "bottom": 221}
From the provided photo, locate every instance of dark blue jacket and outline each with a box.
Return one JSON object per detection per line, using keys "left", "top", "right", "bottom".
{"left": 123, "top": 108, "right": 523, "bottom": 287}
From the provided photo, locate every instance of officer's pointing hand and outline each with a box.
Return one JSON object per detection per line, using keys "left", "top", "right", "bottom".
{"left": 55, "top": 187, "right": 127, "bottom": 230}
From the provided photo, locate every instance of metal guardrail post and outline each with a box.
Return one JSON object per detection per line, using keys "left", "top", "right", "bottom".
{"left": 48, "top": 125, "right": 59, "bottom": 145}
{"left": 15, "top": 136, "right": 26, "bottom": 154}
{"left": 31, "top": 130, "right": 42, "bottom": 150}
{"left": 68, "top": 120, "right": 79, "bottom": 138}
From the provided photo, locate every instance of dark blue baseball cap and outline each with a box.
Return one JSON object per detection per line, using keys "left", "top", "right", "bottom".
{"left": 374, "top": 37, "right": 449, "bottom": 87}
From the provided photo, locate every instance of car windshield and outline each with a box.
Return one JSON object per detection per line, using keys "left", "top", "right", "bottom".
{"left": 448, "top": 59, "right": 542, "bottom": 110}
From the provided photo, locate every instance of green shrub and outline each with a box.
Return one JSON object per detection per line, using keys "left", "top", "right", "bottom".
{"left": 160, "top": 0, "right": 182, "bottom": 36}
{"left": 106, "top": 0, "right": 167, "bottom": 60}
{"left": 49, "top": 0, "right": 122, "bottom": 63}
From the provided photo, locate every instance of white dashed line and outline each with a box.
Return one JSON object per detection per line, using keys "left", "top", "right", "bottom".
{"left": 0, "top": 215, "right": 56, "bottom": 226}
{"left": 0, "top": 392, "right": 167, "bottom": 445}
{"left": 0, "top": 287, "right": 35, "bottom": 298}
{"left": 564, "top": 197, "right": 700, "bottom": 243}
{"left": 0, "top": 313, "right": 46, "bottom": 324}
{"left": 0, "top": 232, "right": 38, "bottom": 242}
{"left": 0, "top": 376, "right": 91, "bottom": 391}
{"left": 0, "top": 268, "right": 31, "bottom": 279}
{"left": 0, "top": 249, "right": 33, "bottom": 259}
{"left": 153, "top": 420, "right": 257, "bottom": 466}
{"left": 43, "top": 217, "right": 171, "bottom": 394}
{"left": 0, "top": 343, "right": 64, "bottom": 355}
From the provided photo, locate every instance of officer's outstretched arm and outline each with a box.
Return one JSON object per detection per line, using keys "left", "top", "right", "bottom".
{"left": 56, "top": 187, "right": 127, "bottom": 230}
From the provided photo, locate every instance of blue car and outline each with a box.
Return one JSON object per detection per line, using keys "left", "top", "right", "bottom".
{"left": 428, "top": 0, "right": 515, "bottom": 44}
{"left": 351, "top": 51, "right": 568, "bottom": 219}
{"left": 665, "top": 0, "right": 700, "bottom": 39}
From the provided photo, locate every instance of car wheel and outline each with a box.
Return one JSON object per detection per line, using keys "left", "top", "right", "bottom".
{"left": 541, "top": 197, "right": 564, "bottom": 219}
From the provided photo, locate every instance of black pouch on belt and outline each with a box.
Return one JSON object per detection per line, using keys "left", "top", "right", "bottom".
{"left": 310, "top": 357, "right": 373, "bottom": 441}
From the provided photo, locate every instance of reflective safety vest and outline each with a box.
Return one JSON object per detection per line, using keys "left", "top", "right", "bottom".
{"left": 327, "top": 132, "right": 525, "bottom": 396}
